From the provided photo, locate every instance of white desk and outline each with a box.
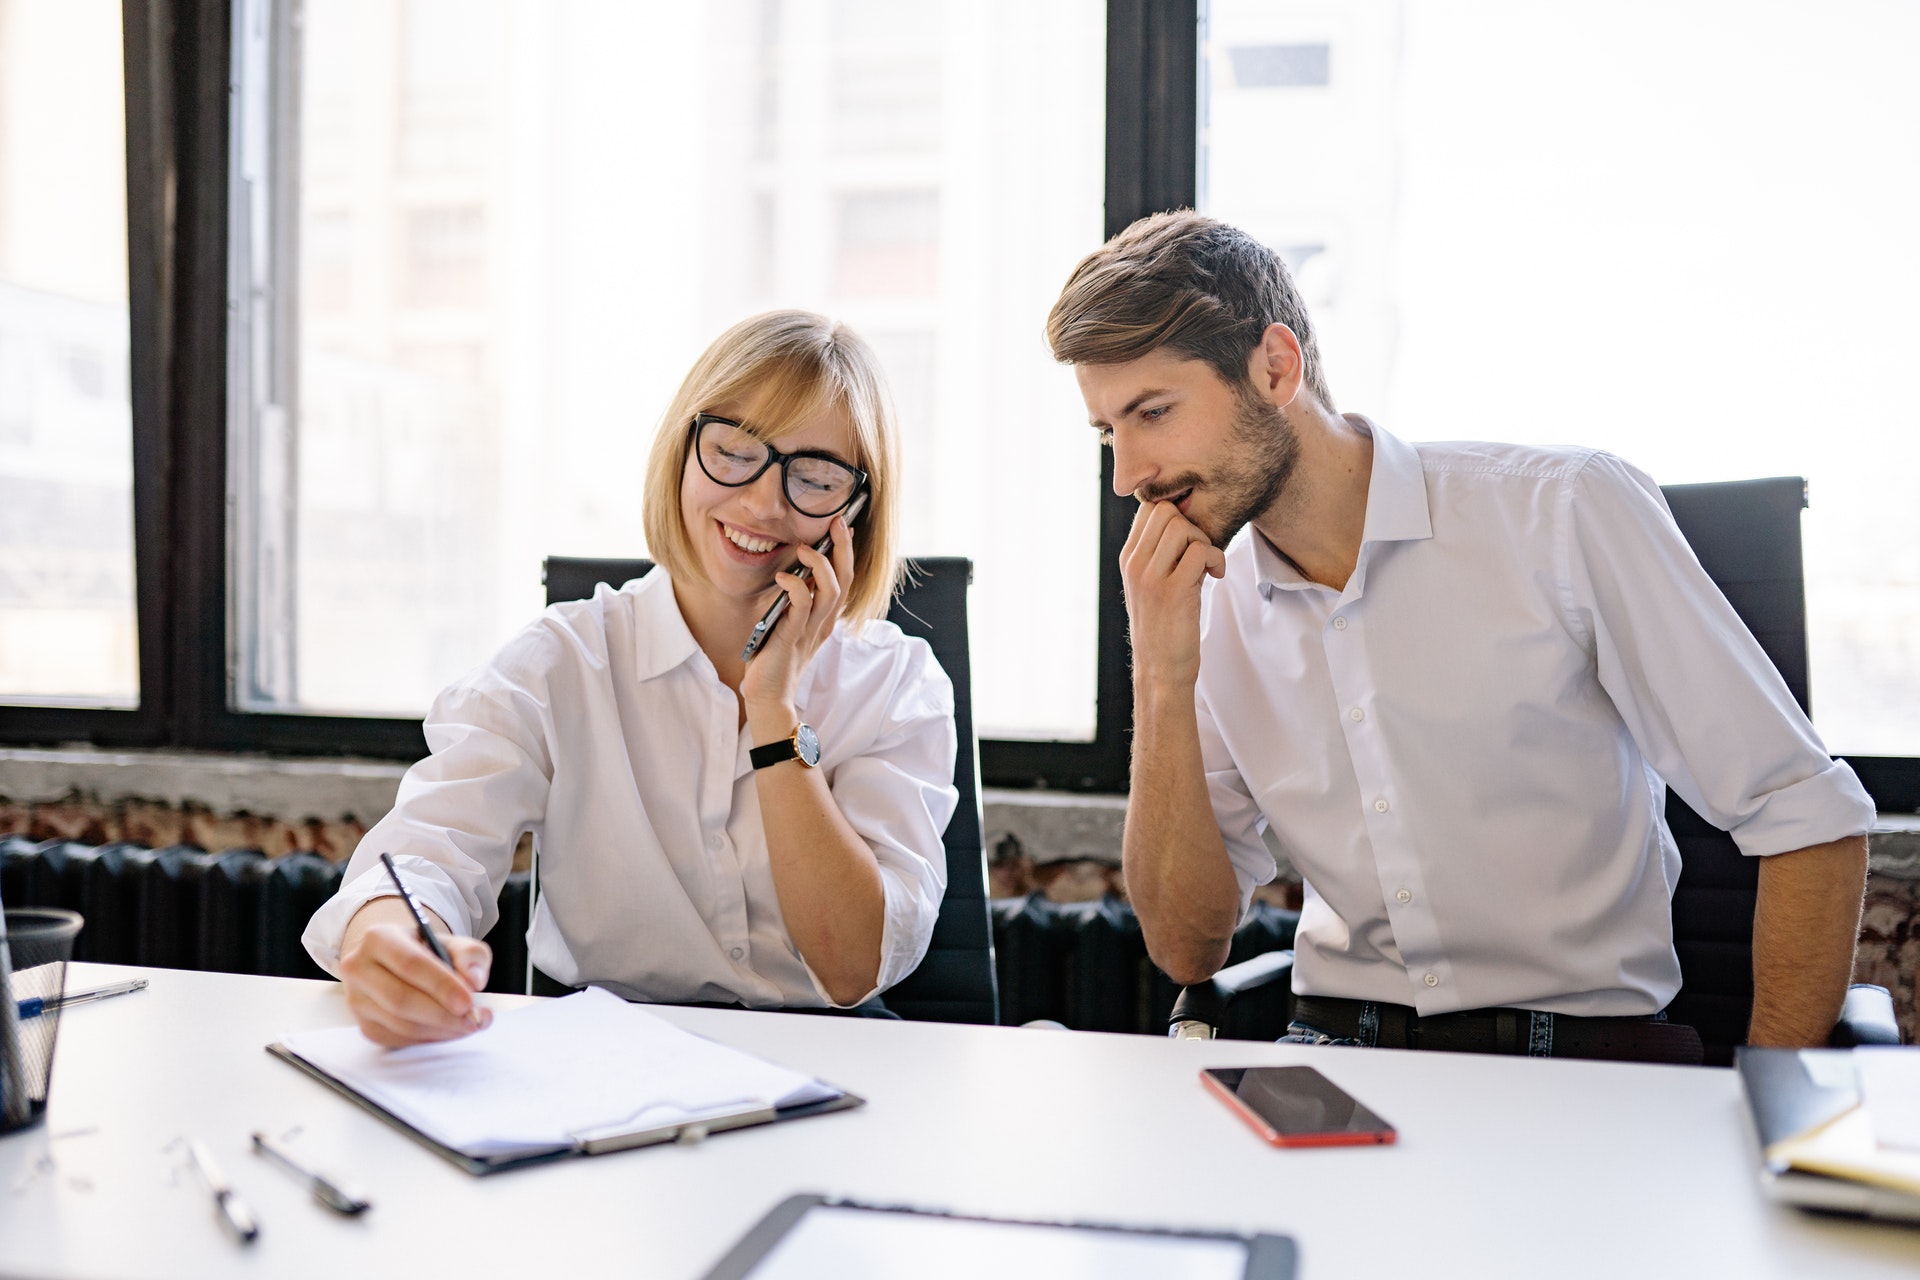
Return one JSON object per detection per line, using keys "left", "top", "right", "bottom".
{"left": 1, "top": 964, "right": 1915, "bottom": 1279}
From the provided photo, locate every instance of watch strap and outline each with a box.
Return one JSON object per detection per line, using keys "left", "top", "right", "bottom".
{"left": 749, "top": 737, "right": 798, "bottom": 769}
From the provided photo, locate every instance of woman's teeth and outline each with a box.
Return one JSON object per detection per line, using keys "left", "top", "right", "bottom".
{"left": 723, "top": 523, "right": 779, "bottom": 554}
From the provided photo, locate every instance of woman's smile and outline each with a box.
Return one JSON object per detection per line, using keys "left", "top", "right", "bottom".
{"left": 717, "top": 518, "right": 786, "bottom": 561}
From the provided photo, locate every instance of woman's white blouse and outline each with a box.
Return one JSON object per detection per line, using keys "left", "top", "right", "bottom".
{"left": 302, "top": 569, "right": 959, "bottom": 1009}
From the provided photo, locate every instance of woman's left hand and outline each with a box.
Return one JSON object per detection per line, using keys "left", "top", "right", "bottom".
{"left": 740, "top": 514, "right": 856, "bottom": 712}
{"left": 738, "top": 512, "right": 885, "bottom": 1006}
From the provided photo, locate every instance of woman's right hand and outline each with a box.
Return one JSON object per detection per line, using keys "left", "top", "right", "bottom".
{"left": 337, "top": 897, "right": 495, "bottom": 1048}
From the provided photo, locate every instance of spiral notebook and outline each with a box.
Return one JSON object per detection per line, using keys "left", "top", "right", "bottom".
{"left": 269, "top": 987, "right": 861, "bottom": 1174}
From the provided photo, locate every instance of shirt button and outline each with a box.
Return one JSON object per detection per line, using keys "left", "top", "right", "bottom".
{"left": 1349, "top": 707, "right": 1365, "bottom": 722}
{"left": 1425, "top": 972, "right": 1439, "bottom": 988}
{"left": 729, "top": 947, "right": 744, "bottom": 961}
{"left": 1374, "top": 798, "right": 1389, "bottom": 813}
{"left": 1396, "top": 889, "right": 1412, "bottom": 904}
{"left": 1332, "top": 616, "right": 1349, "bottom": 631}
{"left": 707, "top": 834, "right": 725, "bottom": 853}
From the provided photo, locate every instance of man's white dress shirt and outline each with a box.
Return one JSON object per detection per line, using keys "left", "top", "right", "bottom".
{"left": 304, "top": 569, "right": 958, "bottom": 1009}
{"left": 1199, "top": 418, "right": 1875, "bottom": 1017}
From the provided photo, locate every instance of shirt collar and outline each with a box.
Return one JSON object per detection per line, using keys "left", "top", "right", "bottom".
{"left": 628, "top": 568, "right": 703, "bottom": 681}
{"left": 1354, "top": 416, "right": 1434, "bottom": 546}
{"left": 1253, "top": 415, "right": 1433, "bottom": 598}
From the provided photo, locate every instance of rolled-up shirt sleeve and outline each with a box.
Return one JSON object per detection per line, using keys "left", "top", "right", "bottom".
{"left": 819, "top": 639, "right": 958, "bottom": 1002}
{"left": 1196, "top": 680, "right": 1278, "bottom": 922}
{"left": 1563, "top": 452, "right": 1875, "bottom": 856}
{"left": 302, "top": 678, "right": 556, "bottom": 978}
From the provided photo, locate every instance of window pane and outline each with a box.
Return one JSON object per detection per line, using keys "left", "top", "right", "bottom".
{"left": 238, "top": 0, "right": 1106, "bottom": 740}
{"left": 0, "top": 0, "right": 135, "bottom": 706}
{"left": 1203, "top": 0, "right": 1920, "bottom": 755}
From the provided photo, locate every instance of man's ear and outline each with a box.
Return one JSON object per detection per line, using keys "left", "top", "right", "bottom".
{"left": 1247, "top": 323, "right": 1307, "bottom": 409}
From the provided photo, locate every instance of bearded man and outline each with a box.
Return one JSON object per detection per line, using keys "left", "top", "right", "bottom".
{"left": 1047, "top": 211, "right": 1872, "bottom": 1062}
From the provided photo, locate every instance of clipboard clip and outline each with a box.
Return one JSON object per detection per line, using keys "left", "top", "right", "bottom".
{"left": 563, "top": 1096, "right": 769, "bottom": 1153}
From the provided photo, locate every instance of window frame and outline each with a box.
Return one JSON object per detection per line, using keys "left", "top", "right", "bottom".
{"left": 982, "top": 0, "right": 1197, "bottom": 791}
{"left": 2, "top": 0, "right": 1914, "bottom": 814}
{"left": 1, "top": 0, "right": 176, "bottom": 751}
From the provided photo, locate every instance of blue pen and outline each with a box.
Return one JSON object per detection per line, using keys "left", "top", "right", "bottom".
{"left": 16, "top": 977, "right": 148, "bottom": 1019}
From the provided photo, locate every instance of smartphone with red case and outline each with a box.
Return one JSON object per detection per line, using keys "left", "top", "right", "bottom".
{"left": 1201, "top": 1066, "right": 1397, "bottom": 1148}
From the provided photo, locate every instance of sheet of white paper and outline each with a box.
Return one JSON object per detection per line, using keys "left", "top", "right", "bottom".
{"left": 748, "top": 1208, "right": 1251, "bottom": 1280}
{"left": 1857, "top": 1048, "right": 1920, "bottom": 1154}
{"left": 279, "top": 988, "right": 835, "bottom": 1159}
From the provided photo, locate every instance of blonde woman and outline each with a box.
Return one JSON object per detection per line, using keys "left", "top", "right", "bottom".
{"left": 303, "top": 311, "right": 957, "bottom": 1046}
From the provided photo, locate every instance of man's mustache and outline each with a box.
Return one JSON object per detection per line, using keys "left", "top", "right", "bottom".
{"left": 1136, "top": 474, "right": 1205, "bottom": 505}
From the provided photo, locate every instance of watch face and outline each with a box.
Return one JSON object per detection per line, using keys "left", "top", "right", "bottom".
{"left": 794, "top": 723, "right": 821, "bottom": 766}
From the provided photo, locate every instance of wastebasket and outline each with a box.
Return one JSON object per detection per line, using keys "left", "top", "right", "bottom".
{"left": 0, "top": 907, "right": 85, "bottom": 1134}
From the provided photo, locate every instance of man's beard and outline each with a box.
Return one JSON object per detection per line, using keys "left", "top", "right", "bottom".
{"left": 1199, "top": 391, "right": 1300, "bottom": 550}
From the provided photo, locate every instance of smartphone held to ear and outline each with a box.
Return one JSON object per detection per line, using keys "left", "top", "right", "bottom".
{"left": 740, "top": 491, "right": 869, "bottom": 662}
{"left": 1201, "top": 1066, "right": 1397, "bottom": 1148}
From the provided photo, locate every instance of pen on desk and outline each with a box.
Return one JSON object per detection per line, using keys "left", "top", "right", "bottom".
{"left": 251, "top": 1131, "right": 371, "bottom": 1215}
{"left": 15, "top": 977, "right": 149, "bottom": 1019}
{"left": 187, "top": 1139, "right": 260, "bottom": 1244}
{"left": 379, "top": 851, "right": 456, "bottom": 971}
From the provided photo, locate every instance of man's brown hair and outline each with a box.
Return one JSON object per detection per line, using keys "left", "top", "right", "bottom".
{"left": 1046, "top": 210, "right": 1333, "bottom": 410}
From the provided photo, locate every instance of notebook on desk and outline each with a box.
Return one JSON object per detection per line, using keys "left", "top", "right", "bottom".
{"left": 269, "top": 987, "right": 862, "bottom": 1175}
{"left": 1736, "top": 1046, "right": 1920, "bottom": 1223}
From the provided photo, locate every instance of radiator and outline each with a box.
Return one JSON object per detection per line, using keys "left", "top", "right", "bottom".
{"left": 0, "top": 836, "right": 532, "bottom": 994}
{"left": 990, "top": 893, "right": 1298, "bottom": 1036}
{"left": 0, "top": 836, "right": 1298, "bottom": 1033}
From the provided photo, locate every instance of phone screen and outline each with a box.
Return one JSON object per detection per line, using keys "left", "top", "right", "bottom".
{"left": 1201, "top": 1066, "right": 1396, "bottom": 1147}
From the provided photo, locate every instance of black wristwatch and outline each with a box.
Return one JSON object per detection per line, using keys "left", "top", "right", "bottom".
{"left": 750, "top": 723, "right": 821, "bottom": 770}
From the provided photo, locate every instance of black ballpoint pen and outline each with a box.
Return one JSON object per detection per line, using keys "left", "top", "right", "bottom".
{"left": 379, "top": 851, "right": 455, "bottom": 970}
{"left": 252, "top": 1132, "right": 371, "bottom": 1215}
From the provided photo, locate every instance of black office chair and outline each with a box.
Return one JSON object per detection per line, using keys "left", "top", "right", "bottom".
{"left": 540, "top": 555, "right": 999, "bottom": 1025}
{"left": 1169, "top": 477, "right": 1899, "bottom": 1062}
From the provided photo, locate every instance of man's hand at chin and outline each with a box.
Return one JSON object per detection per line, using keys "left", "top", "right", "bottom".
{"left": 1121, "top": 497, "right": 1228, "bottom": 692}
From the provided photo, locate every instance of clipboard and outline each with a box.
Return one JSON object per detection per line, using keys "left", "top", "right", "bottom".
{"left": 702, "top": 1194, "right": 1298, "bottom": 1279}
{"left": 267, "top": 1042, "right": 864, "bottom": 1176}
{"left": 266, "top": 989, "right": 865, "bottom": 1176}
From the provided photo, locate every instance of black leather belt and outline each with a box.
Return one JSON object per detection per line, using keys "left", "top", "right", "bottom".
{"left": 1290, "top": 995, "right": 1704, "bottom": 1065}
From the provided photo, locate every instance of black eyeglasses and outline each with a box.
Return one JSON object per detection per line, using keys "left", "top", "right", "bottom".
{"left": 689, "top": 413, "right": 868, "bottom": 518}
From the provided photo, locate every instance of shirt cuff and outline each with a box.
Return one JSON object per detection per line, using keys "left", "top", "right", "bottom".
{"left": 876, "top": 868, "right": 937, "bottom": 996}
{"left": 299, "top": 855, "right": 475, "bottom": 979}
{"left": 1222, "top": 831, "right": 1278, "bottom": 925}
{"left": 798, "top": 869, "right": 931, "bottom": 1009}
{"left": 1728, "top": 759, "right": 1877, "bottom": 857}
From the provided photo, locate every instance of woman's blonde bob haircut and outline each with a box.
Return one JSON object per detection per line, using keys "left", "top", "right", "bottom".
{"left": 642, "top": 310, "right": 903, "bottom": 626}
